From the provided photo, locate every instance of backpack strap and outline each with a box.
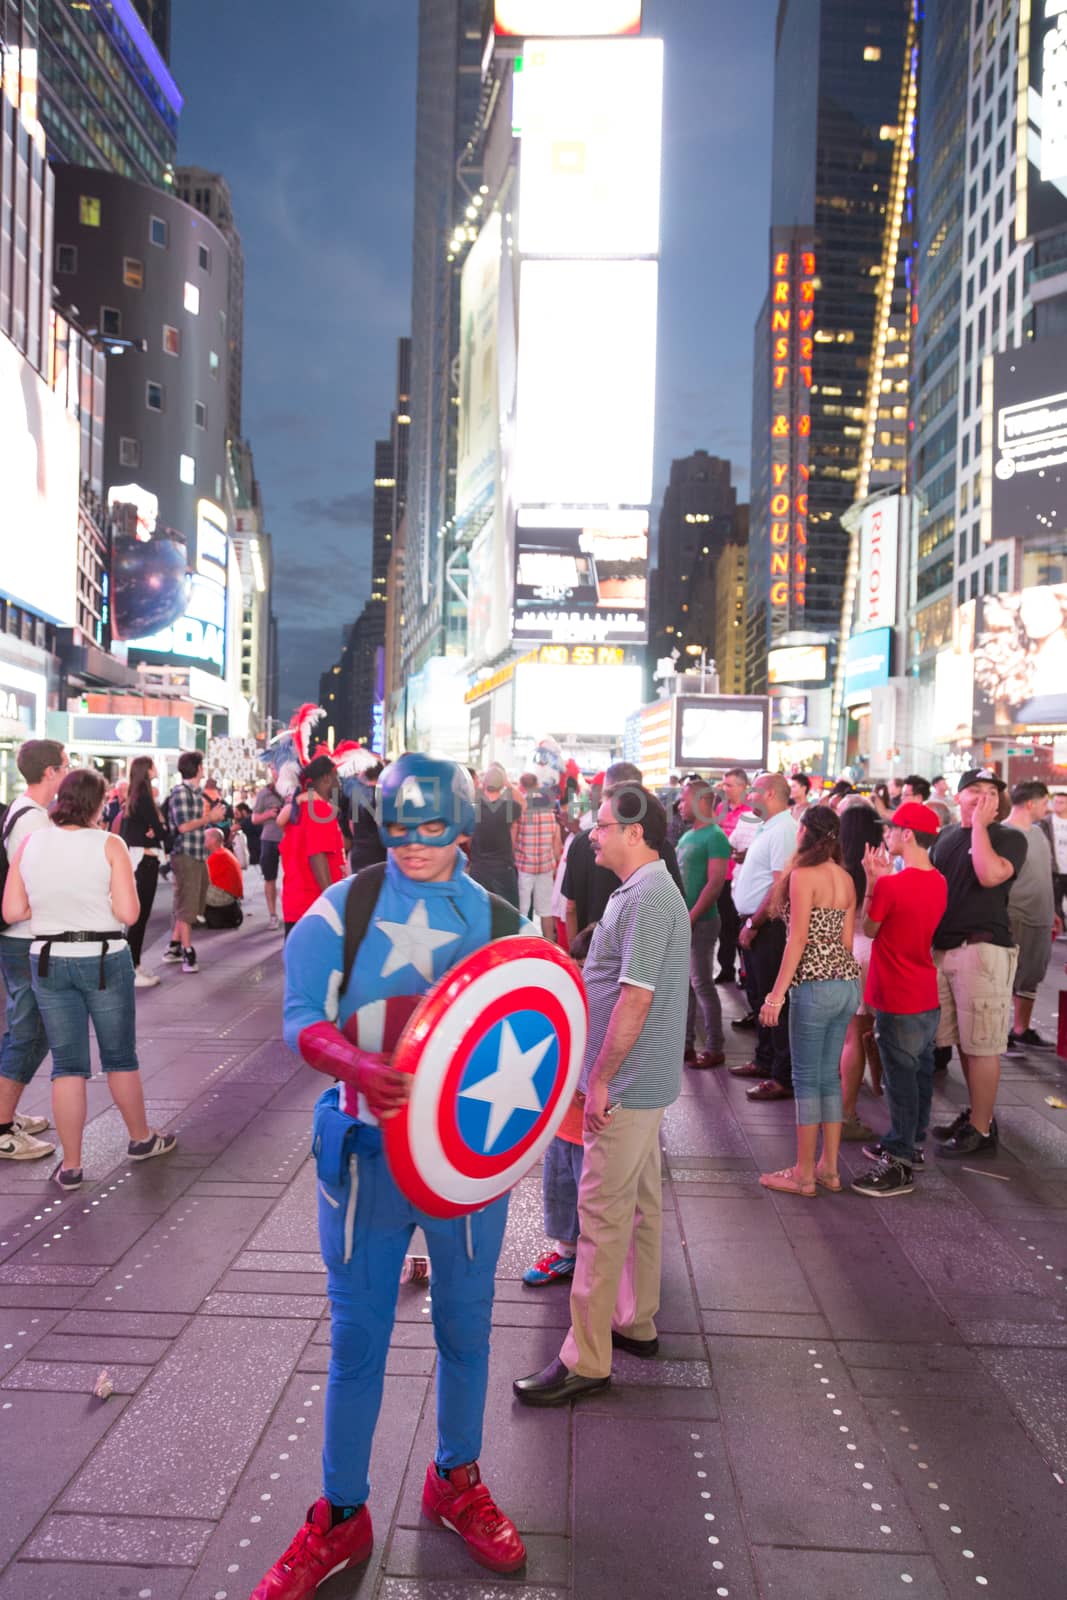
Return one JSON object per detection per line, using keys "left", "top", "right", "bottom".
{"left": 1, "top": 803, "right": 33, "bottom": 848}
{"left": 487, "top": 892, "right": 521, "bottom": 942}
{"left": 338, "top": 861, "right": 388, "bottom": 999}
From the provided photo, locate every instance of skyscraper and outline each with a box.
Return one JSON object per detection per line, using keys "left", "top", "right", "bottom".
{"left": 175, "top": 167, "right": 244, "bottom": 439}
{"left": 747, "top": 0, "right": 913, "bottom": 693}
{"left": 648, "top": 452, "right": 744, "bottom": 678}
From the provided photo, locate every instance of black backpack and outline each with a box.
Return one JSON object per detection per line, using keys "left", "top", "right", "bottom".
{"left": 337, "top": 862, "right": 521, "bottom": 1000}
{"left": 0, "top": 801, "right": 36, "bottom": 933}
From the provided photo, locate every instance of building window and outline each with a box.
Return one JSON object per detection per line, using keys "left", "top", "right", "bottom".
{"left": 99, "top": 307, "right": 121, "bottom": 339}
{"left": 198, "top": 243, "right": 211, "bottom": 272}
{"left": 150, "top": 215, "right": 168, "bottom": 247}
{"left": 958, "top": 580, "right": 967, "bottom": 604}
{"left": 215, "top": 474, "right": 223, "bottom": 500}
{"left": 995, "top": 188, "right": 1004, "bottom": 224}
{"left": 998, "top": 552, "right": 1009, "bottom": 588}
{"left": 959, "top": 530, "right": 968, "bottom": 564}
{"left": 119, "top": 436, "right": 141, "bottom": 468}
{"left": 995, "top": 136, "right": 1006, "bottom": 176}
{"left": 194, "top": 401, "right": 207, "bottom": 429}
{"left": 970, "top": 571, "right": 980, "bottom": 598}
{"left": 864, "top": 45, "right": 881, "bottom": 60}
{"left": 179, "top": 454, "right": 196, "bottom": 486}
{"left": 123, "top": 257, "right": 144, "bottom": 289}
{"left": 209, "top": 349, "right": 219, "bottom": 377}
{"left": 79, "top": 196, "right": 101, "bottom": 227}
{"left": 983, "top": 563, "right": 994, "bottom": 593}
{"left": 146, "top": 381, "right": 164, "bottom": 412}
{"left": 163, "top": 324, "right": 181, "bottom": 356}
{"left": 972, "top": 525, "right": 982, "bottom": 559}
{"left": 56, "top": 243, "right": 77, "bottom": 273}
{"left": 184, "top": 282, "right": 200, "bottom": 315}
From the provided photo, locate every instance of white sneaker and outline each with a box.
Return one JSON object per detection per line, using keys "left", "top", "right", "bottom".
{"left": 13, "top": 1111, "right": 49, "bottom": 1136}
{"left": 134, "top": 968, "right": 161, "bottom": 988}
{"left": 0, "top": 1127, "right": 56, "bottom": 1161}
{"left": 268, "top": 915, "right": 279, "bottom": 931}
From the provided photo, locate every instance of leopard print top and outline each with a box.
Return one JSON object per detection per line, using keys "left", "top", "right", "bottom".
{"left": 790, "top": 904, "right": 862, "bottom": 988}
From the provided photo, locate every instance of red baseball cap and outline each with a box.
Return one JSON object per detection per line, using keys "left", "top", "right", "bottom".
{"left": 891, "top": 801, "right": 941, "bottom": 835}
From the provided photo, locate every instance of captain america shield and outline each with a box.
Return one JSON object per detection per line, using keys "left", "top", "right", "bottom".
{"left": 383, "top": 937, "right": 588, "bottom": 1218}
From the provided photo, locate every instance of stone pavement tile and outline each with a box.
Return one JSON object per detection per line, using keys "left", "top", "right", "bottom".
{"left": 676, "top": 1193, "right": 790, "bottom": 1241}
{"left": 384, "top": 1529, "right": 569, "bottom": 1587}
{"left": 493, "top": 1170, "right": 548, "bottom": 1282}
{"left": 99, "top": 1161, "right": 201, "bottom": 1214}
{"left": 0, "top": 1263, "right": 103, "bottom": 1286}
{"left": 215, "top": 1001, "right": 283, "bottom": 1041}
{"left": 80, "top": 1194, "right": 273, "bottom": 1314}
{"left": 701, "top": 1309, "right": 832, "bottom": 1340}
{"left": 233, "top": 1249, "right": 322, "bottom": 1273}
{"left": 660, "top": 1092, "right": 753, "bottom": 1158}
{"left": 607, "top": 1349, "right": 711, "bottom": 1389}
{"left": 5, "top": 1209, "right": 154, "bottom": 1269}
{"left": 137, "top": 1046, "right": 251, "bottom": 1100}
{"left": 161, "top": 1087, "right": 265, "bottom": 1159}
{"left": 189, "top": 1371, "right": 427, "bottom": 1600}
{"left": 975, "top": 1346, "right": 1067, "bottom": 1476}
{"left": 708, "top": 1336, "right": 925, "bottom": 1551}
{"left": 397, "top": 1324, "right": 569, "bottom": 1536}
{"left": 377, "top": 1584, "right": 564, "bottom": 1600}
{"left": 383, "top": 1319, "right": 438, "bottom": 1348}
{"left": 244, "top": 1160, "right": 318, "bottom": 1251}
{"left": 0, "top": 1388, "right": 129, "bottom": 1566}
{"left": 0, "top": 1563, "right": 189, "bottom": 1600}
{"left": 573, "top": 1415, "right": 758, "bottom": 1600}
{"left": 265, "top": 1070, "right": 324, "bottom": 1112}
{"left": 201, "top": 1108, "right": 311, "bottom": 1184}
{"left": 864, "top": 1393, "right": 1067, "bottom": 1598}
{"left": 877, "top": 1191, "right": 1048, "bottom": 1301}
{"left": 223, "top": 1039, "right": 303, "bottom": 1085}
{"left": 201, "top": 1292, "right": 326, "bottom": 1318}
{"left": 188, "top": 1181, "right": 287, "bottom": 1199}
{"left": 753, "top": 1548, "right": 949, "bottom": 1599}
{"left": 216, "top": 1268, "right": 327, "bottom": 1297}
{"left": 0, "top": 1308, "right": 61, "bottom": 1378}
{"left": 60, "top": 1314, "right": 313, "bottom": 1519}
{"left": 837, "top": 1342, "right": 985, "bottom": 1400}
{"left": 0, "top": 1286, "right": 84, "bottom": 1309}
{"left": 34, "top": 1332, "right": 171, "bottom": 1364}
{"left": 736, "top": 1132, "right": 808, "bottom": 1175}
{"left": 54, "top": 1309, "right": 187, "bottom": 1338}
{"left": 491, "top": 1298, "right": 570, "bottom": 1330}
{"left": 293, "top": 1344, "right": 434, "bottom": 1378}
{"left": 990, "top": 1217, "right": 1067, "bottom": 1269}
{"left": 655, "top": 1217, "right": 703, "bottom": 1334}
{"left": 577, "top": 1385, "right": 719, "bottom": 1420}
{"left": 0, "top": 1195, "right": 63, "bottom": 1264}
{"left": 688, "top": 1229, "right": 820, "bottom": 1316}
{"left": 995, "top": 1107, "right": 1067, "bottom": 1170}
{"left": 940, "top": 1165, "right": 1067, "bottom": 1213}
{"left": 2, "top": 1359, "right": 150, "bottom": 1394}
{"left": 786, "top": 1227, "right": 960, "bottom": 1343}
{"left": 22, "top": 1511, "right": 214, "bottom": 1565}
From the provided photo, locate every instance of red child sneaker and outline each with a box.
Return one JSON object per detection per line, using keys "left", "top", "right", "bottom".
{"left": 421, "top": 1461, "right": 526, "bottom": 1573}
{"left": 249, "top": 1497, "right": 372, "bottom": 1599}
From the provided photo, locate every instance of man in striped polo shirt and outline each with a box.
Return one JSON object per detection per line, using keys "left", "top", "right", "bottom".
{"left": 514, "top": 785, "right": 690, "bottom": 1405}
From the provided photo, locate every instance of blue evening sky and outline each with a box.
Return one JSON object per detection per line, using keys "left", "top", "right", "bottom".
{"left": 171, "top": 0, "right": 778, "bottom": 710}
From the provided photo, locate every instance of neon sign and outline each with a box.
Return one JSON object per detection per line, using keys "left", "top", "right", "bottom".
{"left": 768, "top": 244, "right": 816, "bottom": 614}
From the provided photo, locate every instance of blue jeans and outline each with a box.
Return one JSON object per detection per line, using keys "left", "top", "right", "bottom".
{"left": 313, "top": 1090, "right": 509, "bottom": 1507}
{"left": 542, "top": 1133, "right": 583, "bottom": 1246}
{"left": 789, "top": 978, "right": 860, "bottom": 1125}
{"left": 0, "top": 939, "right": 49, "bottom": 1087}
{"left": 30, "top": 949, "right": 139, "bottom": 1079}
{"left": 873, "top": 1008, "right": 939, "bottom": 1164}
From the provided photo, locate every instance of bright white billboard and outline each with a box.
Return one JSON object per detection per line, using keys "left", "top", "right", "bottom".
{"left": 515, "top": 259, "right": 657, "bottom": 506}
{"left": 457, "top": 210, "right": 502, "bottom": 519}
{"left": 517, "top": 39, "right": 662, "bottom": 257}
{"left": 0, "top": 335, "right": 80, "bottom": 627}
{"left": 513, "top": 509, "right": 648, "bottom": 643}
{"left": 495, "top": 1, "right": 642, "bottom": 37}
{"left": 513, "top": 660, "right": 643, "bottom": 738}
{"left": 855, "top": 495, "right": 900, "bottom": 631}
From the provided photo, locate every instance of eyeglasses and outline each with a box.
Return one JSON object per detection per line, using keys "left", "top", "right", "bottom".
{"left": 590, "top": 821, "right": 630, "bottom": 836}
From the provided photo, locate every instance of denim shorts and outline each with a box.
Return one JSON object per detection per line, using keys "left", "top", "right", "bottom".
{"left": 30, "top": 947, "right": 139, "bottom": 1079}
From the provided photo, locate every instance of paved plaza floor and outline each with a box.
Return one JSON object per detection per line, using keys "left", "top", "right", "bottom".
{"left": 1, "top": 901, "right": 1067, "bottom": 1600}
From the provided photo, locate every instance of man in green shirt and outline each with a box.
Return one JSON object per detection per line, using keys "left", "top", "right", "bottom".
{"left": 677, "top": 779, "right": 731, "bottom": 1067}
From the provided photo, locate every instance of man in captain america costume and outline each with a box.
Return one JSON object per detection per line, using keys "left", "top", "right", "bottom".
{"left": 250, "top": 754, "right": 531, "bottom": 1599}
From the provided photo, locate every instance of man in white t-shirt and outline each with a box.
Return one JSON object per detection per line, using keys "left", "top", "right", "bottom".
{"left": 0, "top": 740, "right": 68, "bottom": 1160}
{"left": 1047, "top": 792, "right": 1067, "bottom": 919}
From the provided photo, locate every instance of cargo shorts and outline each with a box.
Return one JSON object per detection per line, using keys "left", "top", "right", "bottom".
{"left": 934, "top": 942, "right": 1017, "bottom": 1057}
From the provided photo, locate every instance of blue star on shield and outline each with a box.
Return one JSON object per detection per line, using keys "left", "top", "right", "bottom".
{"left": 456, "top": 1010, "right": 561, "bottom": 1156}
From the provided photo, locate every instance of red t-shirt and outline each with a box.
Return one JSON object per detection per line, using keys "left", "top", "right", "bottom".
{"left": 207, "top": 847, "right": 244, "bottom": 900}
{"left": 865, "top": 866, "right": 948, "bottom": 1014}
{"left": 280, "top": 794, "right": 346, "bottom": 923}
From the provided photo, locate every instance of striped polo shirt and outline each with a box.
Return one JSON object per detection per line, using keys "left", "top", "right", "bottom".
{"left": 579, "top": 857, "right": 691, "bottom": 1110}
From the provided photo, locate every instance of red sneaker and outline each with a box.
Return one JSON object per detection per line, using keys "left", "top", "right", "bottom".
{"left": 248, "top": 1497, "right": 372, "bottom": 1599}
{"left": 421, "top": 1462, "right": 526, "bottom": 1573}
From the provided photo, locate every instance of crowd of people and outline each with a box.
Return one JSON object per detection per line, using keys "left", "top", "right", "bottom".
{"left": 0, "top": 734, "right": 1064, "bottom": 1594}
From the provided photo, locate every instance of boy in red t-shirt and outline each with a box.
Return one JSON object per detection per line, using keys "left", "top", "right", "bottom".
{"left": 851, "top": 802, "right": 948, "bottom": 1197}
{"left": 278, "top": 757, "right": 347, "bottom": 935}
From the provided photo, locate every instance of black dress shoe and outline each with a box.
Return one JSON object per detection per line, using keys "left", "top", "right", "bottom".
{"left": 513, "top": 1358, "right": 611, "bottom": 1407}
{"left": 731, "top": 1012, "right": 758, "bottom": 1031}
{"left": 611, "top": 1329, "right": 659, "bottom": 1359}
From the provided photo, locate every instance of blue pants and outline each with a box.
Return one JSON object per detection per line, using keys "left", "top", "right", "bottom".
{"left": 873, "top": 1008, "right": 939, "bottom": 1164}
{"left": 789, "top": 978, "right": 860, "bottom": 1125}
{"left": 30, "top": 949, "right": 139, "bottom": 1078}
{"left": 313, "top": 1088, "right": 508, "bottom": 1508}
{"left": 0, "top": 939, "right": 49, "bottom": 1087}
{"left": 542, "top": 1134, "right": 583, "bottom": 1245}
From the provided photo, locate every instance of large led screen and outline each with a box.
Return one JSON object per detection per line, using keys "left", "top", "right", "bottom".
{"left": 990, "top": 334, "right": 1067, "bottom": 542}
{"left": 457, "top": 210, "right": 502, "bottom": 519}
{"left": 513, "top": 661, "right": 644, "bottom": 738}
{"left": 766, "top": 644, "right": 828, "bottom": 685}
{"left": 673, "top": 696, "right": 770, "bottom": 772}
{"left": 124, "top": 501, "right": 229, "bottom": 677}
{"left": 512, "top": 510, "right": 648, "bottom": 644}
{"left": 973, "top": 584, "right": 1067, "bottom": 732}
{"left": 515, "top": 259, "right": 657, "bottom": 507}
{"left": 517, "top": 39, "right": 662, "bottom": 257}
{"left": 0, "top": 335, "right": 80, "bottom": 627}
{"left": 495, "top": 1, "right": 642, "bottom": 38}
{"left": 1019, "top": 0, "right": 1067, "bottom": 240}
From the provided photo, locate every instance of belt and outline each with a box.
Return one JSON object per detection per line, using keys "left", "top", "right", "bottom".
{"left": 36, "top": 930, "right": 127, "bottom": 989}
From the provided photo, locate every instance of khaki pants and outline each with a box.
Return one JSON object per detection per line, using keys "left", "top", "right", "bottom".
{"left": 560, "top": 1106, "right": 665, "bottom": 1379}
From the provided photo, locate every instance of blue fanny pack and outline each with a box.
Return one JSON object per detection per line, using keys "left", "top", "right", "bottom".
{"left": 311, "top": 1085, "right": 361, "bottom": 1186}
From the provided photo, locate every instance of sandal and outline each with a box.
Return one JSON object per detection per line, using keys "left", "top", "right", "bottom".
{"left": 759, "top": 1167, "right": 817, "bottom": 1198}
{"left": 815, "top": 1169, "right": 842, "bottom": 1192}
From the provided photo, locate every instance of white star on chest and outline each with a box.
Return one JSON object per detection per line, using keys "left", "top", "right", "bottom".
{"left": 459, "top": 1019, "right": 552, "bottom": 1151}
{"left": 377, "top": 899, "right": 459, "bottom": 982}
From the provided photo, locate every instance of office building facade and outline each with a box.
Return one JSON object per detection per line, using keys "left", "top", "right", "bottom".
{"left": 648, "top": 452, "right": 743, "bottom": 677}
{"left": 175, "top": 167, "right": 244, "bottom": 440}
{"left": 714, "top": 534, "right": 749, "bottom": 698}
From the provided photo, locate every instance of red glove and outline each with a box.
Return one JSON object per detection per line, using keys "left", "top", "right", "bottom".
{"left": 298, "top": 1022, "right": 410, "bottom": 1120}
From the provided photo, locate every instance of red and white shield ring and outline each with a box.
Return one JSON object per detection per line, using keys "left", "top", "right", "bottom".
{"left": 384, "top": 936, "right": 588, "bottom": 1218}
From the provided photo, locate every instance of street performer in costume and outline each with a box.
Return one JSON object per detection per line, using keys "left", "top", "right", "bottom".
{"left": 250, "top": 754, "right": 530, "bottom": 1599}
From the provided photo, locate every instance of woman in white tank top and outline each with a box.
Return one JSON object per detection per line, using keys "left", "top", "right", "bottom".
{"left": 1, "top": 769, "right": 177, "bottom": 1192}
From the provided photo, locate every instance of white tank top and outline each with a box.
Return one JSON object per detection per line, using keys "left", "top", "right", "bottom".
{"left": 21, "top": 827, "right": 125, "bottom": 956}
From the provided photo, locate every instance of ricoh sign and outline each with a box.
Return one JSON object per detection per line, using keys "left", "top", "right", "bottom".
{"left": 856, "top": 497, "right": 900, "bottom": 632}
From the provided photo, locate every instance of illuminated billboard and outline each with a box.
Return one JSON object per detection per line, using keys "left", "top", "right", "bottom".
{"left": 124, "top": 501, "right": 230, "bottom": 677}
{"left": 512, "top": 510, "right": 648, "bottom": 644}
{"left": 517, "top": 39, "right": 662, "bottom": 257}
{"left": 843, "top": 627, "right": 893, "bottom": 707}
{"left": 0, "top": 335, "right": 80, "bottom": 628}
{"left": 495, "top": 2, "right": 642, "bottom": 38}
{"left": 515, "top": 259, "right": 657, "bottom": 506}
{"left": 855, "top": 496, "right": 900, "bottom": 631}
{"left": 973, "top": 585, "right": 1067, "bottom": 732}
{"left": 513, "top": 660, "right": 643, "bottom": 738}
{"left": 673, "top": 696, "right": 770, "bottom": 772}
{"left": 457, "top": 210, "right": 502, "bottom": 519}
{"left": 766, "top": 240, "right": 816, "bottom": 622}
{"left": 989, "top": 334, "right": 1067, "bottom": 541}
{"left": 1017, "top": 0, "right": 1067, "bottom": 241}
{"left": 766, "top": 644, "right": 828, "bottom": 685}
